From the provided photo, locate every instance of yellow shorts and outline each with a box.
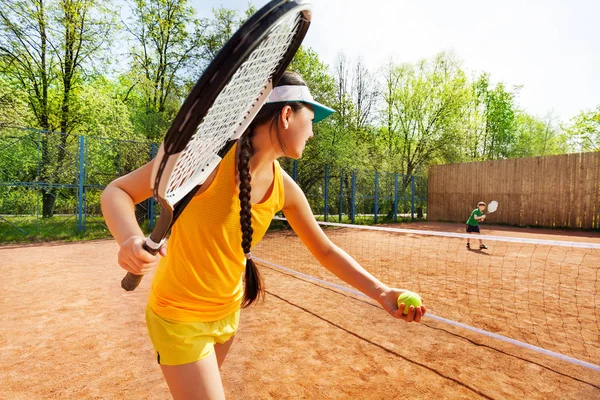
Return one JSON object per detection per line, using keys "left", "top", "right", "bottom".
{"left": 145, "top": 306, "right": 240, "bottom": 366}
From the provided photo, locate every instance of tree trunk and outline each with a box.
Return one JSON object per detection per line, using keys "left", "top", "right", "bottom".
{"left": 42, "top": 190, "right": 56, "bottom": 218}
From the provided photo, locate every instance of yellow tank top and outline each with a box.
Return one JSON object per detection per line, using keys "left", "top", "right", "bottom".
{"left": 148, "top": 143, "right": 285, "bottom": 322}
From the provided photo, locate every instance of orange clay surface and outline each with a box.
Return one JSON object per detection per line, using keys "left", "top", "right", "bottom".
{"left": 1, "top": 222, "right": 599, "bottom": 399}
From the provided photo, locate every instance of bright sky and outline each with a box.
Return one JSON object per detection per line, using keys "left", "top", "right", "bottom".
{"left": 191, "top": 0, "right": 600, "bottom": 123}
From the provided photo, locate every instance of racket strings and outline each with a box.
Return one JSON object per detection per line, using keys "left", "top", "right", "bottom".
{"left": 165, "top": 13, "right": 304, "bottom": 203}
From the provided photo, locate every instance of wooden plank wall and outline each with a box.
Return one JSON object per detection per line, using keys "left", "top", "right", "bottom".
{"left": 427, "top": 152, "right": 600, "bottom": 229}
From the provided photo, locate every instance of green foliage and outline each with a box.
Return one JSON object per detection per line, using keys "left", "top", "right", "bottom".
{"left": 200, "top": 3, "right": 257, "bottom": 59}
{"left": 2, "top": 2, "right": 597, "bottom": 224}
{"left": 468, "top": 74, "right": 518, "bottom": 159}
{"left": 200, "top": 7, "right": 238, "bottom": 61}
{"left": 0, "top": 0, "right": 115, "bottom": 130}
{"left": 0, "top": 128, "right": 43, "bottom": 183}
{"left": 512, "top": 113, "right": 568, "bottom": 157}
{"left": 0, "top": 78, "right": 33, "bottom": 126}
{"left": 288, "top": 47, "right": 347, "bottom": 165}
{"left": 563, "top": 105, "right": 600, "bottom": 152}
{"left": 121, "top": 2, "right": 258, "bottom": 140}
{"left": 124, "top": 0, "right": 203, "bottom": 139}
{"left": 70, "top": 76, "right": 137, "bottom": 139}
{"left": 378, "top": 52, "right": 471, "bottom": 176}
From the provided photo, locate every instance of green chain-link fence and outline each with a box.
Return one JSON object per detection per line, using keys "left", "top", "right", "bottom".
{"left": 0, "top": 127, "right": 426, "bottom": 242}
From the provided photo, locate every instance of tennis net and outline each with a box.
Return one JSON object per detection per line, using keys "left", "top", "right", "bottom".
{"left": 253, "top": 217, "right": 600, "bottom": 370}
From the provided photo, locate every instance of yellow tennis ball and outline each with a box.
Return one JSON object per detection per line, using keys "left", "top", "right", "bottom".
{"left": 397, "top": 291, "right": 422, "bottom": 314}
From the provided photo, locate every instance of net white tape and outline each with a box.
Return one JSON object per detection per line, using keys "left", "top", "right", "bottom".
{"left": 165, "top": 12, "right": 304, "bottom": 205}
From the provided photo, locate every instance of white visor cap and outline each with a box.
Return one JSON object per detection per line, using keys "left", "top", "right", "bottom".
{"left": 265, "top": 85, "right": 335, "bottom": 123}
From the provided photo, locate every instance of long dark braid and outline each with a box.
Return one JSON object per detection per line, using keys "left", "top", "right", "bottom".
{"left": 238, "top": 128, "right": 261, "bottom": 307}
{"left": 238, "top": 71, "right": 308, "bottom": 308}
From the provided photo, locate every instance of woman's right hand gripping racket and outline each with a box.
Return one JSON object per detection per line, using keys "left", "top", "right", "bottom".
{"left": 121, "top": 0, "right": 313, "bottom": 291}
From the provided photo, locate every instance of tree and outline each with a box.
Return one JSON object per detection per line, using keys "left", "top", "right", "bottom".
{"left": 351, "top": 57, "right": 377, "bottom": 131}
{"left": 70, "top": 76, "right": 135, "bottom": 139}
{"left": 57, "top": 0, "right": 113, "bottom": 134}
{"left": 285, "top": 46, "right": 356, "bottom": 211}
{"left": 0, "top": 0, "right": 54, "bottom": 131}
{"left": 563, "top": 105, "right": 600, "bottom": 152}
{"left": 288, "top": 46, "right": 340, "bottom": 164}
{"left": 124, "top": 0, "right": 204, "bottom": 139}
{"left": 512, "top": 112, "right": 568, "bottom": 157}
{"left": 466, "top": 73, "right": 519, "bottom": 160}
{"left": 378, "top": 52, "right": 471, "bottom": 177}
{"left": 0, "top": 0, "right": 115, "bottom": 217}
{"left": 200, "top": 7, "right": 236, "bottom": 63}
{"left": 0, "top": 67, "right": 32, "bottom": 125}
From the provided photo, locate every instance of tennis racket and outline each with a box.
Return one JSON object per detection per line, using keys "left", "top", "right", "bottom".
{"left": 121, "top": 0, "right": 313, "bottom": 291}
{"left": 481, "top": 200, "right": 498, "bottom": 221}
{"left": 486, "top": 200, "right": 498, "bottom": 214}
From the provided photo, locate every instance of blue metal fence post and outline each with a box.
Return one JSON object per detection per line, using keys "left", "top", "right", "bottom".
{"left": 338, "top": 169, "right": 344, "bottom": 223}
{"left": 324, "top": 165, "right": 329, "bottom": 222}
{"left": 351, "top": 170, "right": 356, "bottom": 224}
{"left": 84, "top": 136, "right": 89, "bottom": 232}
{"left": 394, "top": 173, "right": 399, "bottom": 222}
{"left": 77, "top": 135, "right": 85, "bottom": 233}
{"left": 292, "top": 160, "right": 298, "bottom": 181}
{"left": 148, "top": 143, "right": 157, "bottom": 230}
{"left": 411, "top": 175, "right": 415, "bottom": 221}
{"left": 36, "top": 131, "right": 41, "bottom": 235}
{"left": 374, "top": 171, "right": 379, "bottom": 223}
{"left": 37, "top": 131, "right": 41, "bottom": 178}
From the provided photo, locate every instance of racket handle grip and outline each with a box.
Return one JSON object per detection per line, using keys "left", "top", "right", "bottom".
{"left": 121, "top": 272, "right": 143, "bottom": 291}
{"left": 120, "top": 242, "right": 159, "bottom": 291}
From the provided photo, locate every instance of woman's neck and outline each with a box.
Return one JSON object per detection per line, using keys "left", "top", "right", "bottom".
{"left": 244, "top": 124, "right": 283, "bottom": 175}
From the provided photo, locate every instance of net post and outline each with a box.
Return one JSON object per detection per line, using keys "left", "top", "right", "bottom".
{"left": 324, "top": 164, "right": 329, "bottom": 222}
{"left": 351, "top": 170, "right": 356, "bottom": 224}
{"left": 374, "top": 171, "right": 379, "bottom": 223}
{"left": 148, "top": 142, "right": 157, "bottom": 231}
{"left": 394, "top": 173, "right": 398, "bottom": 222}
{"left": 411, "top": 175, "right": 415, "bottom": 221}
{"left": 37, "top": 130, "right": 41, "bottom": 178}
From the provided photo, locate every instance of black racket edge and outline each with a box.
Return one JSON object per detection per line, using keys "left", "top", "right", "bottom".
{"left": 153, "top": 0, "right": 311, "bottom": 196}
{"left": 146, "top": 0, "right": 310, "bottom": 241}
{"left": 153, "top": 0, "right": 310, "bottom": 239}
{"left": 121, "top": 1, "right": 310, "bottom": 291}
{"left": 161, "top": 0, "right": 311, "bottom": 156}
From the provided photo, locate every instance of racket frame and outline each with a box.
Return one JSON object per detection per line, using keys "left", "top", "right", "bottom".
{"left": 121, "top": 0, "right": 312, "bottom": 290}
{"left": 486, "top": 200, "right": 499, "bottom": 214}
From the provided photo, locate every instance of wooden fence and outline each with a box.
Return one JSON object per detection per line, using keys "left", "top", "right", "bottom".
{"left": 427, "top": 152, "right": 600, "bottom": 229}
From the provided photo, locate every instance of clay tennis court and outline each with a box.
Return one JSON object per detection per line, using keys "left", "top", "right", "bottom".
{"left": 1, "top": 222, "right": 599, "bottom": 399}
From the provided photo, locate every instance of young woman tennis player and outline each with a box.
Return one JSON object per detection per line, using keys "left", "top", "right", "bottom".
{"left": 101, "top": 72, "right": 426, "bottom": 399}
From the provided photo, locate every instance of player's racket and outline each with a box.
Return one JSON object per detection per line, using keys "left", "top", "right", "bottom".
{"left": 486, "top": 200, "right": 498, "bottom": 214}
{"left": 481, "top": 200, "right": 498, "bottom": 222}
{"left": 120, "top": 0, "right": 313, "bottom": 291}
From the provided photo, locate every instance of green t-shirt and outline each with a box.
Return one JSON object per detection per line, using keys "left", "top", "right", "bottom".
{"left": 467, "top": 209, "right": 483, "bottom": 226}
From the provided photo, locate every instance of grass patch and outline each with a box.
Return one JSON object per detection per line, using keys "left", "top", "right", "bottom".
{"left": 0, "top": 215, "right": 153, "bottom": 244}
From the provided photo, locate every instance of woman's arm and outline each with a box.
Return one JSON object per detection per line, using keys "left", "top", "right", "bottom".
{"left": 281, "top": 171, "right": 425, "bottom": 321}
{"left": 101, "top": 159, "right": 155, "bottom": 244}
{"left": 100, "top": 159, "right": 165, "bottom": 274}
